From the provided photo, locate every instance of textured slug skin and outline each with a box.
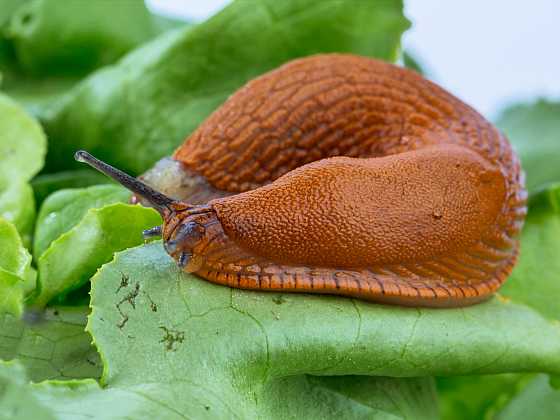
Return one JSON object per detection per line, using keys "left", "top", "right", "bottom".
{"left": 169, "top": 54, "right": 527, "bottom": 307}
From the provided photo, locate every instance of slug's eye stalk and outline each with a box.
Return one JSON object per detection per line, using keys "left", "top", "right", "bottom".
{"left": 74, "top": 150, "right": 175, "bottom": 215}
{"left": 143, "top": 225, "right": 163, "bottom": 240}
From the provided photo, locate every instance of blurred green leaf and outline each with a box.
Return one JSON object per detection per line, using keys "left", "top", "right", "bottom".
{"left": 32, "top": 202, "right": 161, "bottom": 307}
{"left": 402, "top": 50, "right": 425, "bottom": 74}
{"left": 31, "top": 169, "right": 113, "bottom": 206}
{"left": 4, "top": 0, "right": 156, "bottom": 76}
{"left": 0, "top": 92, "right": 45, "bottom": 243}
{"left": 496, "top": 99, "right": 560, "bottom": 192}
{"left": 0, "top": 1, "right": 187, "bottom": 113}
{"left": 0, "top": 93, "right": 45, "bottom": 181}
{"left": 495, "top": 375, "right": 560, "bottom": 420}
{"left": 33, "top": 185, "right": 130, "bottom": 260}
{"left": 42, "top": 0, "right": 410, "bottom": 174}
{"left": 0, "top": 361, "right": 55, "bottom": 420}
{"left": 0, "top": 306, "right": 101, "bottom": 382}
{"left": 437, "top": 374, "right": 530, "bottom": 420}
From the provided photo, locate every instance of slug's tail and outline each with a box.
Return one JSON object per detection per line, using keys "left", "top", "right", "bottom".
{"left": 74, "top": 150, "right": 175, "bottom": 215}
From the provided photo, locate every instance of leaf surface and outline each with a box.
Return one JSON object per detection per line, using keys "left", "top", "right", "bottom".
{"left": 0, "top": 306, "right": 101, "bottom": 382}
{"left": 33, "top": 185, "right": 130, "bottom": 260}
{"left": 33, "top": 202, "right": 161, "bottom": 306}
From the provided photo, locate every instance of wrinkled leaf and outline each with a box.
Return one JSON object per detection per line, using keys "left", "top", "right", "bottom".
{"left": 0, "top": 218, "right": 33, "bottom": 284}
{"left": 42, "top": 0, "right": 409, "bottom": 174}
{"left": 0, "top": 270, "right": 25, "bottom": 317}
{"left": 0, "top": 218, "right": 34, "bottom": 316}
{"left": 33, "top": 185, "right": 130, "bottom": 260}
{"left": 496, "top": 99, "right": 560, "bottom": 192}
{"left": 0, "top": 306, "right": 101, "bottom": 381}
{"left": 31, "top": 169, "right": 113, "bottom": 206}
{"left": 0, "top": 359, "right": 438, "bottom": 419}
{"left": 33, "top": 203, "right": 161, "bottom": 307}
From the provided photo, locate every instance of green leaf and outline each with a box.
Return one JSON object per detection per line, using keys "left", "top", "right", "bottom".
{"left": 495, "top": 375, "right": 560, "bottom": 420}
{"left": 0, "top": 306, "right": 101, "bottom": 382}
{"left": 0, "top": 218, "right": 33, "bottom": 282}
{"left": 4, "top": 0, "right": 156, "bottom": 76}
{"left": 438, "top": 183, "right": 560, "bottom": 419}
{"left": 0, "top": 360, "right": 438, "bottom": 419}
{"left": 437, "top": 374, "right": 531, "bottom": 420}
{"left": 0, "top": 270, "right": 26, "bottom": 317}
{"left": 0, "top": 92, "right": 46, "bottom": 242}
{"left": 0, "top": 93, "right": 46, "bottom": 181}
{"left": 31, "top": 169, "right": 113, "bottom": 206}
{"left": 402, "top": 50, "right": 425, "bottom": 75}
{"left": 33, "top": 185, "right": 130, "bottom": 260}
{"left": 0, "top": 0, "right": 23, "bottom": 25}
{"left": 33, "top": 203, "right": 161, "bottom": 307}
{"left": 0, "top": 218, "right": 34, "bottom": 316}
{"left": 500, "top": 183, "right": 560, "bottom": 320}
{"left": 0, "top": 360, "right": 55, "bottom": 420}
{"left": 0, "top": 75, "right": 81, "bottom": 116}
{"left": 1, "top": 1, "right": 179, "bottom": 113}
{"left": 92, "top": 244, "right": 560, "bottom": 380}
{"left": 0, "top": 177, "right": 35, "bottom": 246}
{"left": 41, "top": 0, "right": 410, "bottom": 174}
{"left": 496, "top": 99, "right": 560, "bottom": 192}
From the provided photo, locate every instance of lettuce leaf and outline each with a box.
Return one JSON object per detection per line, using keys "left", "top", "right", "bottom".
{"left": 0, "top": 360, "right": 439, "bottom": 419}
{"left": 0, "top": 92, "right": 46, "bottom": 243}
{"left": 41, "top": 0, "right": 410, "bottom": 174}
{"left": 32, "top": 202, "right": 160, "bottom": 307}
{"left": 0, "top": 306, "right": 101, "bottom": 381}
{"left": 31, "top": 169, "right": 113, "bottom": 206}
{"left": 4, "top": 0, "right": 156, "bottom": 76}
{"left": 0, "top": 218, "right": 34, "bottom": 316}
{"left": 496, "top": 99, "right": 560, "bottom": 192}
{"left": 33, "top": 185, "right": 130, "bottom": 260}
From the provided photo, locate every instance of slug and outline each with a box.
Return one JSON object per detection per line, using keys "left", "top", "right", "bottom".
{"left": 76, "top": 54, "right": 527, "bottom": 308}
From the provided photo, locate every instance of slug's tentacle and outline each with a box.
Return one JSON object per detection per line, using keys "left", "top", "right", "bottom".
{"left": 75, "top": 150, "right": 175, "bottom": 215}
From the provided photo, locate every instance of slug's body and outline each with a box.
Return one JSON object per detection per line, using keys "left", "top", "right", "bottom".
{"left": 78, "top": 54, "right": 527, "bottom": 308}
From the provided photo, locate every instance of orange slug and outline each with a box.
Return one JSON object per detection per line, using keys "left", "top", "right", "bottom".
{"left": 76, "top": 54, "right": 527, "bottom": 308}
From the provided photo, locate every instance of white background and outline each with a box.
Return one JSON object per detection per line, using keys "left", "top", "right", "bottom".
{"left": 147, "top": 0, "right": 559, "bottom": 119}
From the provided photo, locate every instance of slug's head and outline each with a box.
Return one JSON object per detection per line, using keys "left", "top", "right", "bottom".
{"left": 74, "top": 150, "right": 217, "bottom": 273}
{"left": 161, "top": 208, "right": 217, "bottom": 272}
